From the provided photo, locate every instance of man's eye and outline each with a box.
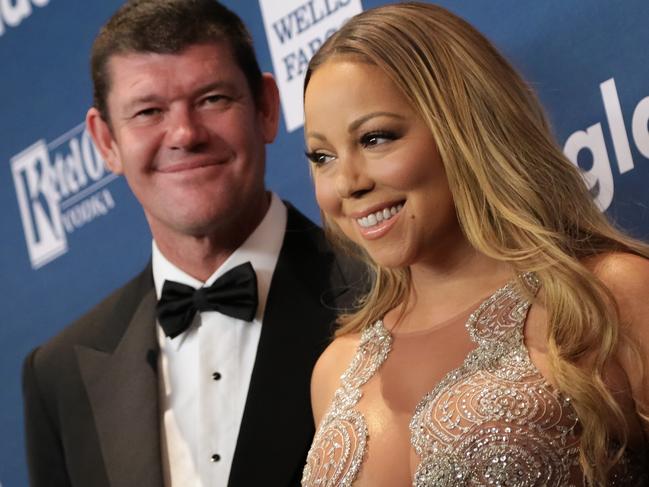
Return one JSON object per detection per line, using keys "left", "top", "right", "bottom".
{"left": 202, "top": 95, "right": 229, "bottom": 106}
{"left": 305, "top": 151, "right": 335, "bottom": 166}
{"left": 134, "top": 108, "right": 161, "bottom": 118}
{"left": 360, "top": 131, "right": 397, "bottom": 147}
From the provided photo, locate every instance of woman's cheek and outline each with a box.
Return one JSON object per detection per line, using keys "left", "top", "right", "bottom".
{"left": 314, "top": 176, "right": 340, "bottom": 217}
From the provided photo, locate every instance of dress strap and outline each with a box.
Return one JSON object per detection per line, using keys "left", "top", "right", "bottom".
{"left": 302, "top": 321, "right": 392, "bottom": 487}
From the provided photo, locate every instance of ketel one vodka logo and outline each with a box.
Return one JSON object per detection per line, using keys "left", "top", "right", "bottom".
{"left": 11, "top": 122, "right": 117, "bottom": 269}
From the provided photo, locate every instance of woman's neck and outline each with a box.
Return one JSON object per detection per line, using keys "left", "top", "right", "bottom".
{"left": 389, "top": 248, "right": 514, "bottom": 333}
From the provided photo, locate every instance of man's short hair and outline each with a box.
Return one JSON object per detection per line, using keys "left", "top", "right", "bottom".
{"left": 91, "top": 0, "right": 263, "bottom": 122}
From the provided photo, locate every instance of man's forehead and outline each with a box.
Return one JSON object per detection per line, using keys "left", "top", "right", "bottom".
{"left": 105, "top": 41, "right": 241, "bottom": 90}
{"left": 107, "top": 40, "right": 234, "bottom": 69}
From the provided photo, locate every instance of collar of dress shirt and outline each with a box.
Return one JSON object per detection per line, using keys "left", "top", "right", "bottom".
{"left": 152, "top": 192, "right": 288, "bottom": 329}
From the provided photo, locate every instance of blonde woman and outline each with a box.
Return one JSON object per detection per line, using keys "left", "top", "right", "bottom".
{"left": 301, "top": 2, "right": 649, "bottom": 486}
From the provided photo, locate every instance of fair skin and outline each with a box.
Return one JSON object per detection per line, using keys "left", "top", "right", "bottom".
{"left": 304, "top": 59, "right": 514, "bottom": 483}
{"left": 305, "top": 58, "right": 649, "bottom": 481}
{"left": 584, "top": 252, "right": 649, "bottom": 443}
{"left": 305, "top": 59, "right": 513, "bottom": 336}
{"left": 87, "top": 42, "right": 280, "bottom": 280}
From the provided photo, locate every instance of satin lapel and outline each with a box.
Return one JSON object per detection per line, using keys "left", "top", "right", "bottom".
{"left": 228, "top": 207, "right": 339, "bottom": 487}
{"left": 76, "top": 287, "right": 164, "bottom": 487}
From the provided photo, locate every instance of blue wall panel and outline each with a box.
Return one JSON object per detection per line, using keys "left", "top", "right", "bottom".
{"left": 1, "top": 1, "right": 647, "bottom": 484}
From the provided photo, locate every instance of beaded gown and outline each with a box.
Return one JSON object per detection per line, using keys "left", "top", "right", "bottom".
{"left": 302, "top": 275, "right": 648, "bottom": 486}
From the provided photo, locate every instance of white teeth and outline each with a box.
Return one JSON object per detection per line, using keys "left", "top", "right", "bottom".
{"left": 356, "top": 204, "right": 403, "bottom": 228}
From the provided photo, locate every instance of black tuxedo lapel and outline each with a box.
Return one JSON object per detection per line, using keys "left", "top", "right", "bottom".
{"left": 76, "top": 269, "right": 164, "bottom": 487}
{"left": 228, "top": 206, "right": 347, "bottom": 487}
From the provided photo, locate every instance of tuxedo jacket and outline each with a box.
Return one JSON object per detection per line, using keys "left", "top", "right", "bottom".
{"left": 23, "top": 205, "right": 363, "bottom": 487}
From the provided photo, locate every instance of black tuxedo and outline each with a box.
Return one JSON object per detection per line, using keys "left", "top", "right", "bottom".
{"left": 23, "top": 206, "right": 362, "bottom": 487}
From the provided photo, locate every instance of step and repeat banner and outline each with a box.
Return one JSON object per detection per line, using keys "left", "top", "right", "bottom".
{"left": 1, "top": 1, "right": 648, "bottom": 484}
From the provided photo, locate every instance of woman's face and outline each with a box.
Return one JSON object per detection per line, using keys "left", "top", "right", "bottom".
{"left": 304, "top": 59, "right": 463, "bottom": 269}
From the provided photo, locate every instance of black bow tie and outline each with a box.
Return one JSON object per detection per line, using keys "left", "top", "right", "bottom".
{"left": 156, "top": 261, "right": 258, "bottom": 339}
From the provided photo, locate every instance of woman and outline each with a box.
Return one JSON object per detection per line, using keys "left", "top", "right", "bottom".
{"left": 300, "top": 3, "right": 649, "bottom": 486}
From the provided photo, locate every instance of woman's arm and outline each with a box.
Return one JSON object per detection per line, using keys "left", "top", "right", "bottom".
{"left": 591, "top": 252, "right": 649, "bottom": 436}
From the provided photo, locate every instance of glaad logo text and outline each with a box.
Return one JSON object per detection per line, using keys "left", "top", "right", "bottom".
{"left": 563, "top": 78, "right": 649, "bottom": 211}
{"left": 11, "top": 123, "right": 117, "bottom": 269}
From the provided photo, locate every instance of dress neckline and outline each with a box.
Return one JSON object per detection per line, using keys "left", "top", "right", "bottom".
{"left": 302, "top": 272, "right": 561, "bottom": 487}
{"left": 382, "top": 274, "right": 532, "bottom": 338}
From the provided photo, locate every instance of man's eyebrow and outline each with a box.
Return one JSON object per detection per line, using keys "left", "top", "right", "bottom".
{"left": 122, "top": 94, "right": 163, "bottom": 110}
{"left": 121, "top": 81, "right": 239, "bottom": 112}
{"left": 192, "top": 80, "right": 238, "bottom": 97}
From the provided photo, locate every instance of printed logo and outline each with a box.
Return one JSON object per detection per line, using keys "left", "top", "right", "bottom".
{"left": 0, "top": 0, "right": 50, "bottom": 37}
{"left": 259, "top": 0, "right": 363, "bottom": 132}
{"left": 563, "top": 77, "right": 649, "bottom": 210}
{"left": 11, "top": 122, "right": 118, "bottom": 269}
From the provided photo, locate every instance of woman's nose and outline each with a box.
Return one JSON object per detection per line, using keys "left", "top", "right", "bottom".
{"left": 335, "top": 156, "right": 374, "bottom": 199}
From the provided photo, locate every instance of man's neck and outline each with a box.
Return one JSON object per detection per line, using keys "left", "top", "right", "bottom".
{"left": 154, "top": 236, "right": 237, "bottom": 282}
{"left": 149, "top": 195, "right": 271, "bottom": 282}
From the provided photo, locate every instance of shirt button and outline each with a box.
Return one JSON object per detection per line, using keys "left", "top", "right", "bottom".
{"left": 211, "top": 453, "right": 221, "bottom": 462}
{"left": 212, "top": 371, "right": 222, "bottom": 381}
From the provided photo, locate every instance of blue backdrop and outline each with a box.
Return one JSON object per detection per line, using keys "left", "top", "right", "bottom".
{"left": 2, "top": 1, "right": 648, "bottom": 485}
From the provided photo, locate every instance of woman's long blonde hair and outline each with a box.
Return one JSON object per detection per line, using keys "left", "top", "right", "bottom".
{"left": 305, "top": 2, "right": 649, "bottom": 483}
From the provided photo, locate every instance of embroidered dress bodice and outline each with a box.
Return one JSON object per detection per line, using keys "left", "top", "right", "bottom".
{"left": 302, "top": 275, "right": 647, "bottom": 486}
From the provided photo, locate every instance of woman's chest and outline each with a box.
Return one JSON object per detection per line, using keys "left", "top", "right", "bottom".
{"left": 354, "top": 337, "right": 581, "bottom": 487}
{"left": 303, "top": 278, "right": 584, "bottom": 486}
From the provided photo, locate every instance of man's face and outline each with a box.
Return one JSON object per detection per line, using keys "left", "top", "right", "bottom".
{"left": 88, "top": 42, "right": 278, "bottom": 247}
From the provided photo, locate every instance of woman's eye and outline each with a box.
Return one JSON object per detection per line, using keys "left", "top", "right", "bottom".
{"left": 360, "top": 131, "right": 397, "bottom": 147}
{"left": 305, "top": 151, "right": 335, "bottom": 166}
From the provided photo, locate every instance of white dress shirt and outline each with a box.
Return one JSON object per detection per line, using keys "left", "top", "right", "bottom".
{"left": 153, "top": 193, "right": 287, "bottom": 487}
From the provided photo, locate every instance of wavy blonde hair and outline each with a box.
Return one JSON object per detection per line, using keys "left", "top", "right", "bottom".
{"left": 305, "top": 2, "right": 649, "bottom": 484}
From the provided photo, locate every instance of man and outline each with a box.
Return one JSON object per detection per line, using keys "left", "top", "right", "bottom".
{"left": 22, "top": 1, "right": 361, "bottom": 486}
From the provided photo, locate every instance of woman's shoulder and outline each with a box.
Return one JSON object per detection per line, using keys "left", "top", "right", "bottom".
{"left": 312, "top": 332, "right": 362, "bottom": 387}
{"left": 583, "top": 251, "right": 649, "bottom": 311}
{"left": 585, "top": 252, "right": 649, "bottom": 418}
{"left": 584, "top": 250, "right": 649, "bottom": 274}
{"left": 582, "top": 252, "right": 649, "bottom": 341}
{"left": 310, "top": 331, "right": 362, "bottom": 423}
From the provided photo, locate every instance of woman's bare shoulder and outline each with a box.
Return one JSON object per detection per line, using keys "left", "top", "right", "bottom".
{"left": 310, "top": 332, "right": 362, "bottom": 424}
{"left": 584, "top": 251, "right": 649, "bottom": 312}
{"left": 586, "top": 252, "right": 649, "bottom": 421}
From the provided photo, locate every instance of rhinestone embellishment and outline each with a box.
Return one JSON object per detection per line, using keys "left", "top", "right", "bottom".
{"left": 302, "top": 322, "right": 392, "bottom": 486}
{"left": 302, "top": 274, "right": 647, "bottom": 486}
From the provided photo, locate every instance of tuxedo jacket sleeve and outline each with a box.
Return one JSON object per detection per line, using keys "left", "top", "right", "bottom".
{"left": 22, "top": 204, "right": 366, "bottom": 487}
{"left": 23, "top": 262, "right": 160, "bottom": 487}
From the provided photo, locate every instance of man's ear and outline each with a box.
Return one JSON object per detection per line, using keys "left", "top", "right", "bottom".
{"left": 86, "top": 107, "right": 123, "bottom": 174}
{"left": 258, "top": 73, "right": 280, "bottom": 144}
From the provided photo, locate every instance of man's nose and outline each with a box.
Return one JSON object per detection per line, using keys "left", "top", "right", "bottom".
{"left": 166, "top": 106, "right": 208, "bottom": 149}
{"left": 335, "top": 155, "right": 374, "bottom": 199}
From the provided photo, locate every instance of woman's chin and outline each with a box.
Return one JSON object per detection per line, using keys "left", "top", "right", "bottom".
{"left": 364, "top": 248, "right": 413, "bottom": 270}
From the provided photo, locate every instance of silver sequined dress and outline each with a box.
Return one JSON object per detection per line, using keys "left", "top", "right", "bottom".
{"left": 302, "top": 275, "right": 647, "bottom": 486}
